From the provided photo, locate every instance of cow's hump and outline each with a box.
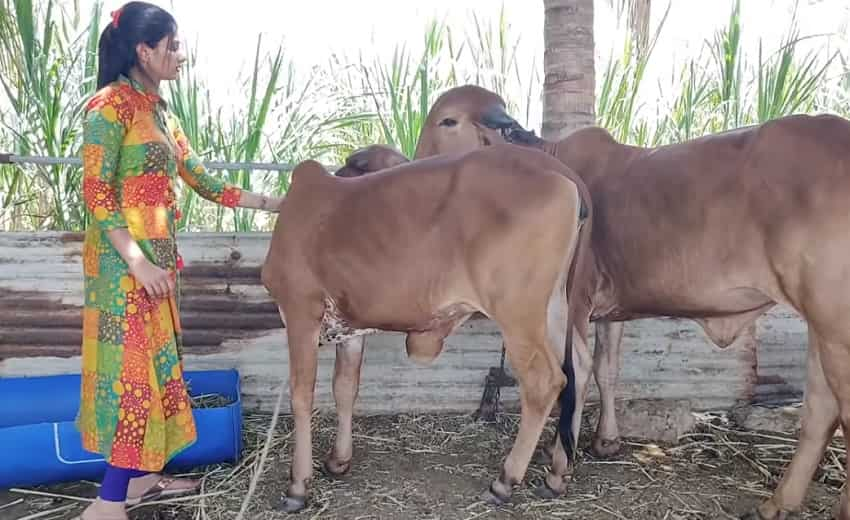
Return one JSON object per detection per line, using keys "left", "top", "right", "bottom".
{"left": 290, "top": 159, "right": 331, "bottom": 187}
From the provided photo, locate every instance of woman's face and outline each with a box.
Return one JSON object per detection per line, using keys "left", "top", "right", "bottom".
{"left": 138, "top": 33, "right": 185, "bottom": 82}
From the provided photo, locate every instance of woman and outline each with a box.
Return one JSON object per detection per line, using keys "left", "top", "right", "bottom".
{"left": 76, "top": 3, "right": 283, "bottom": 518}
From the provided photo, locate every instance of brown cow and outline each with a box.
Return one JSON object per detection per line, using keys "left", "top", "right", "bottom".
{"left": 261, "top": 143, "right": 591, "bottom": 512}
{"left": 501, "top": 115, "right": 850, "bottom": 519}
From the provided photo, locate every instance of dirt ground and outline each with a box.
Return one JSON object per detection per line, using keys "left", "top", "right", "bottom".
{"left": 1, "top": 407, "right": 841, "bottom": 520}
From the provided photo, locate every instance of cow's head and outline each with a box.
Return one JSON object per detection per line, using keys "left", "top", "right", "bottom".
{"left": 413, "top": 85, "right": 526, "bottom": 159}
{"left": 334, "top": 144, "right": 409, "bottom": 178}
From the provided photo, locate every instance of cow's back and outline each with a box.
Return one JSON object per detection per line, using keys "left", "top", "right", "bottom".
{"left": 587, "top": 114, "right": 850, "bottom": 319}
{"left": 745, "top": 114, "right": 850, "bottom": 225}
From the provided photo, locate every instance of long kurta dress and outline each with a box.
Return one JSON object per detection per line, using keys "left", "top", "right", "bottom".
{"left": 77, "top": 75, "right": 242, "bottom": 471}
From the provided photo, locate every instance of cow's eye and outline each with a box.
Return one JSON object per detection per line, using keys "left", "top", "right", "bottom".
{"left": 439, "top": 118, "right": 458, "bottom": 127}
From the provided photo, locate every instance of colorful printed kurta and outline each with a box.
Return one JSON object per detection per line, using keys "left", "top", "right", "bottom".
{"left": 77, "top": 75, "right": 242, "bottom": 471}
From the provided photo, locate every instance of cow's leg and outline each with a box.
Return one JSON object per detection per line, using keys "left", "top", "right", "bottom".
{"left": 777, "top": 330, "right": 850, "bottom": 520}
{"left": 325, "top": 336, "right": 366, "bottom": 477}
{"left": 278, "top": 306, "right": 322, "bottom": 514}
{"left": 744, "top": 325, "right": 837, "bottom": 520}
{"left": 592, "top": 320, "right": 624, "bottom": 456}
{"left": 482, "top": 325, "right": 565, "bottom": 505}
{"left": 537, "top": 326, "right": 593, "bottom": 498}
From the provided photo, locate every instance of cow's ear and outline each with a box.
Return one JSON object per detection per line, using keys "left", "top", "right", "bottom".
{"left": 343, "top": 147, "right": 372, "bottom": 172}
{"left": 351, "top": 155, "right": 370, "bottom": 171}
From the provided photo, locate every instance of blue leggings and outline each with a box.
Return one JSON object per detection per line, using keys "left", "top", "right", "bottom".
{"left": 100, "top": 464, "right": 149, "bottom": 502}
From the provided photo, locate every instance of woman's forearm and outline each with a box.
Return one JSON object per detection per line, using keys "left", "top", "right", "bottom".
{"left": 238, "top": 191, "right": 282, "bottom": 212}
{"left": 106, "top": 228, "right": 148, "bottom": 270}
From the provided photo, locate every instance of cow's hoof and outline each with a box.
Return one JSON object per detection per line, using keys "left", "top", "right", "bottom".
{"left": 481, "top": 483, "right": 511, "bottom": 506}
{"left": 592, "top": 436, "right": 622, "bottom": 457}
{"left": 322, "top": 457, "right": 352, "bottom": 478}
{"left": 533, "top": 479, "right": 563, "bottom": 500}
{"left": 277, "top": 494, "right": 307, "bottom": 514}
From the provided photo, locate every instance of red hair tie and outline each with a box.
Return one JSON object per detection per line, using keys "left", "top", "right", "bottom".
{"left": 110, "top": 7, "right": 123, "bottom": 28}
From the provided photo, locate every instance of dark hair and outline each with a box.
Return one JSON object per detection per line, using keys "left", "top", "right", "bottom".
{"left": 96, "top": 1, "right": 177, "bottom": 89}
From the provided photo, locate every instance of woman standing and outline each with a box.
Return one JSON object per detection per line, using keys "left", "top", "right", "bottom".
{"left": 76, "top": 3, "right": 282, "bottom": 518}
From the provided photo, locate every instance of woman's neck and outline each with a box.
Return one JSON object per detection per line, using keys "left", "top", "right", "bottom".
{"left": 128, "top": 66, "right": 160, "bottom": 95}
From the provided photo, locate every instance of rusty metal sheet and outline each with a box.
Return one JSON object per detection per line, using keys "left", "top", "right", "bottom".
{"left": 0, "top": 232, "right": 282, "bottom": 360}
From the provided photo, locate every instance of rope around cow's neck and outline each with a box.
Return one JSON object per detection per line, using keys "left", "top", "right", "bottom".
{"left": 235, "top": 375, "right": 287, "bottom": 520}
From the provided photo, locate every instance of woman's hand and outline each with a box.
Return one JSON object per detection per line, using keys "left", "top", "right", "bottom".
{"left": 106, "top": 228, "right": 175, "bottom": 299}
{"left": 129, "top": 258, "right": 175, "bottom": 300}
{"left": 106, "top": 229, "right": 175, "bottom": 300}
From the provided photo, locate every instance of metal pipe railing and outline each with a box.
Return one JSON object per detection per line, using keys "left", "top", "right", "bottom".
{"left": 0, "top": 153, "right": 340, "bottom": 172}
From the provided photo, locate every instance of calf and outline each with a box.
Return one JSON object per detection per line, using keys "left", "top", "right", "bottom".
{"left": 261, "top": 143, "right": 591, "bottom": 512}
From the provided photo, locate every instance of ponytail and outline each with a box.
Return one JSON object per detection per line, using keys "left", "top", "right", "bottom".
{"left": 96, "top": 24, "right": 136, "bottom": 89}
{"left": 94, "top": 2, "right": 177, "bottom": 91}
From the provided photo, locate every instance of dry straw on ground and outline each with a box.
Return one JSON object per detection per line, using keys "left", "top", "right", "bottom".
{"left": 1, "top": 403, "right": 844, "bottom": 519}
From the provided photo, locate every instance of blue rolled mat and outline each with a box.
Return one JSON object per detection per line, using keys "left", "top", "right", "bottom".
{"left": 0, "top": 369, "right": 243, "bottom": 489}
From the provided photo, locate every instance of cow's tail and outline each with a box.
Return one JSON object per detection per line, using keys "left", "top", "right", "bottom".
{"left": 557, "top": 171, "right": 593, "bottom": 466}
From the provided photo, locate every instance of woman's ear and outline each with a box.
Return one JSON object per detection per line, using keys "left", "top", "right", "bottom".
{"left": 135, "top": 42, "right": 152, "bottom": 66}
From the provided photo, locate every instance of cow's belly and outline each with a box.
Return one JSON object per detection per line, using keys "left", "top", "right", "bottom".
{"left": 593, "top": 269, "right": 775, "bottom": 322}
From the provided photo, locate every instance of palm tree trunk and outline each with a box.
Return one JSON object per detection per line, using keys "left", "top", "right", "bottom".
{"left": 542, "top": 0, "right": 596, "bottom": 139}
{"left": 628, "top": 0, "right": 651, "bottom": 55}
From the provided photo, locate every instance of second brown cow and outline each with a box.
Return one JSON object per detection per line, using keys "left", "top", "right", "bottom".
{"left": 504, "top": 115, "right": 850, "bottom": 520}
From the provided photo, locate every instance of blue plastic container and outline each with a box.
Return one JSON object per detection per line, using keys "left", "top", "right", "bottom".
{"left": 0, "top": 369, "right": 242, "bottom": 489}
